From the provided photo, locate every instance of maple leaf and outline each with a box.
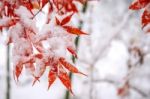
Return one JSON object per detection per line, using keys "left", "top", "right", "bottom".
{"left": 59, "top": 57, "right": 87, "bottom": 76}
{"left": 31, "top": 1, "right": 40, "bottom": 9}
{"left": 42, "top": 0, "right": 49, "bottom": 8}
{"left": 55, "top": 17, "right": 61, "bottom": 25}
{"left": 48, "top": 69, "right": 57, "bottom": 89}
{"left": 67, "top": 47, "right": 78, "bottom": 58}
{"left": 129, "top": 0, "right": 149, "bottom": 10}
{"left": 13, "top": 63, "right": 23, "bottom": 82}
{"left": 69, "top": 3, "right": 78, "bottom": 13}
{"left": 58, "top": 69, "right": 74, "bottom": 94}
{"left": 63, "top": 26, "right": 88, "bottom": 35}
{"left": 142, "top": 10, "right": 150, "bottom": 28}
{"left": 129, "top": 0, "right": 150, "bottom": 33}
{"left": 0, "top": 0, "right": 89, "bottom": 94}
{"left": 60, "top": 13, "right": 74, "bottom": 26}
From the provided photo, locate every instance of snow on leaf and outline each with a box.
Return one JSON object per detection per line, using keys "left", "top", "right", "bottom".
{"left": 130, "top": 0, "right": 150, "bottom": 33}
{"left": 0, "top": 17, "right": 19, "bottom": 28}
{"left": 0, "top": 0, "right": 89, "bottom": 94}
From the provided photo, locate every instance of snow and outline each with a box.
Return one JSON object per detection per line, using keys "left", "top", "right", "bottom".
{"left": 95, "top": 40, "right": 129, "bottom": 79}
{"left": 11, "top": 78, "right": 66, "bottom": 99}
{"left": 15, "top": 6, "right": 33, "bottom": 18}
{"left": 0, "top": 16, "right": 11, "bottom": 27}
{"left": 0, "top": 0, "right": 150, "bottom": 99}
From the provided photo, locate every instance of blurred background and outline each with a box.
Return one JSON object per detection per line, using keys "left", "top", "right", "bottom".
{"left": 1, "top": 0, "right": 150, "bottom": 99}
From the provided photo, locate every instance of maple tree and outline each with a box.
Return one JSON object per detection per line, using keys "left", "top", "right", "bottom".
{"left": 0, "top": 0, "right": 88, "bottom": 94}
{"left": 0, "top": 0, "right": 148, "bottom": 97}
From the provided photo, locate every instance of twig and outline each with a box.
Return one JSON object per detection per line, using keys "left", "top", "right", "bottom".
{"left": 6, "top": 45, "right": 10, "bottom": 99}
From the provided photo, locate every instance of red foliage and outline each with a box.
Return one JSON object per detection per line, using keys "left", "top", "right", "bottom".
{"left": 129, "top": 0, "right": 150, "bottom": 32}
{"left": 0, "top": 0, "right": 88, "bottom": 94}
{"left": 63, "top": 26, "right": 88, "bottom": 35}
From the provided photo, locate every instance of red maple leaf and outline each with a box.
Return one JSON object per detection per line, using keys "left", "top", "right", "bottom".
{"left": 129, "top": 0, "right": 150, "bottom": 33}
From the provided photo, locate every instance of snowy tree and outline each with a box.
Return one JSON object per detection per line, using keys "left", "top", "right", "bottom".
{"left": 0, "top": 0, "right": 150, "bottom": 99}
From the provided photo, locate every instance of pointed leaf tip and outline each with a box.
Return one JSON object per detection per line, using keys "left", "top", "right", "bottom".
{"left": 67, "top": 47, "right": 78, "bottom": 58}
{"left": 60, "top": 13, "right": 74, "bottom": 26}
{"left": 32, "top": 77, "right": 40, "bottom": 86}
{"left": 63, "top": 26, "right": 88, "bottom": 35}
{"left": 58, "top": 71, "right": 73, "bottom": 94}
{"left": 48, "top": 70, "right": 56, "bottom": 90}
{"left": 55, "top": 17, "right": 61, "bottom": 25}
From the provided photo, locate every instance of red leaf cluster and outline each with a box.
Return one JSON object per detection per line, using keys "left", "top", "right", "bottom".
{"left": 0, "top": 0, "right": 88, "bottom": 94}
{"left": 129, "top": 0, "right": 150, "bottom": 32}
{"left": 55, "top": 13, "right": 88, "bottom": 35}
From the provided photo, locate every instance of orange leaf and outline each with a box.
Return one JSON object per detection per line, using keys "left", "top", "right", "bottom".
{"left": 63, "top": 26, "right": 88, "bottom": 35}
{"left": 60, "top": 13, "right": 74, "bottom": 26}
{"left": 13, "top": 64, "right": 23, "bottom": 82}
{"left": 42, "top": 0, "right": 49, "bottom": 8}
{"left": 142, "top": 10, "right": 150, "bottom": 28}
{"left": 59, "top": 57, "right": 87, "bottom": 76}
{"left": 55, "top": 17, "right": 61, "bottom": 25}
{"left": 70, "top": 3, "right": 78, "bottom": 13}
{"left": 129, "top": 0, "right": 149, "bottom": 10}
{"left": 48, "top": 69, "right": 57, "bottom": 89}
{"left": 31, "top": 1, "right": 40, "bottom": 9}
{"left": 67, "top": 47, "right": 77, "bottom": 58}
{"left": 34, "top": 53, "right": 43, "bottom": 59}
{"left": 58, "top": 70, "right": 74, "bottom": 94}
